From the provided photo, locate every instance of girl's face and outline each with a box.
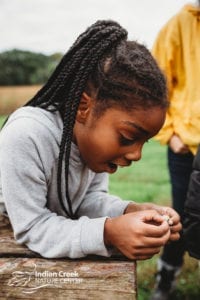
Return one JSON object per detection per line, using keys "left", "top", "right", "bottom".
{"left": 73, "top": 95, "right": 166, "bottom": 174}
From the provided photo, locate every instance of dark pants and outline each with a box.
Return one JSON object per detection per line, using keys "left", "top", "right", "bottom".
{"left": 161, "top": 147, "right": 194, "bottom": 267}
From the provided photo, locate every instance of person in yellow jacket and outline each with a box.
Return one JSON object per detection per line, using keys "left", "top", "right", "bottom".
{"left": 150, "top": 2, "right": 200, "bottom": 300}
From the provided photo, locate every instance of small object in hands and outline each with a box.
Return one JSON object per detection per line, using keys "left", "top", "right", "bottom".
{"left": 163, "top": 215, "right": 173, "bottom": 226}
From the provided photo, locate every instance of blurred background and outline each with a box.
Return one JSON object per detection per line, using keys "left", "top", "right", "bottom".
{"left": 0, "top": 0, "right": 191, "bottom": 114}
{"left": 0, "top": 0, "right": 199, "bottom": 299}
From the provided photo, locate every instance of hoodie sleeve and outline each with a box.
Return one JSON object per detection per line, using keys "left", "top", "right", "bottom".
{"left": 77, "top": 172, "right": 130, "bottom": 219}
{"left": 0, "top": 118, "right": 112, "bottom": 258}
{"left": 75, "top": 173, "right": 131, "bottom": 257}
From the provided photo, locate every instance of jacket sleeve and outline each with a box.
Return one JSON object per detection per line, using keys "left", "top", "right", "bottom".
{"left": 152, "top": 17, "right": 179, "bottom": 145}
{"left": 76, "top": 172, "right": 130, "bottom": 218}
{"left": 183, "top": 146, "right": 200, "bottom": 259}
{"left": 0, "top": 120, "right": 112, "bottom": 259}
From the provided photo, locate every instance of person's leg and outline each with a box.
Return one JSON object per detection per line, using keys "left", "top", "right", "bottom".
{"left": 161, "top": 147, "right": 194, "bottom": 266}
{"left": 150, "top": 147, "right": 194, "bottom": 300}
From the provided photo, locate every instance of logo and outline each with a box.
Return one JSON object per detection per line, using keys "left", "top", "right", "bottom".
{"left": 7, "top": 263, "right": 83, "bottom": 294}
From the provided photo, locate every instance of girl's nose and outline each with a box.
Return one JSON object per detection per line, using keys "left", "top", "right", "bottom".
{"left": 124, "top": 146, "right": 142, "bottom": 162}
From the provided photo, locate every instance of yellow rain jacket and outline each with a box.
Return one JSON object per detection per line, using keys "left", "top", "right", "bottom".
{"left": 152, "top": 5, "right": 200, "bottom": 154}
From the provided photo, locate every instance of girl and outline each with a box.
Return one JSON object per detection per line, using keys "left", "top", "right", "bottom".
{"left": 0, "top": 20, "right": 181, "bottom": 260}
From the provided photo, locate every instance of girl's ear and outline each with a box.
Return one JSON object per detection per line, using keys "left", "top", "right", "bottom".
{"left": 76, "top": 92, "right": 93, "bottom": 123}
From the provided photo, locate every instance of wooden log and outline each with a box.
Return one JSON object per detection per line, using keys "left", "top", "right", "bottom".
{"left": 0, "top": 214, "right": 38, "bottom": 257}
{"left": 0, "top": 215, "right": 137, "bottom": 299}
{"left": 0, "top": 257, "right": 137, "bottom": 299}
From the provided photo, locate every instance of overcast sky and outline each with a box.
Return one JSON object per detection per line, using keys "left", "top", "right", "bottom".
{"left": 0, "top": 0, "right": 195, "bottom": 55}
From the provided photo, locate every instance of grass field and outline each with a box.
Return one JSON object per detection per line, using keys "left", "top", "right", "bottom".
{"left": 0, "top": 85, "right": 41, "bottom": 115}
{"left": 0, "top": 115, "right": 7, "bottom": 128}
{"left": 109, "top": 139, "right": 170, "bottom": 205}
{"left": 0, "top": 91, "right": 199, "bottom": 299}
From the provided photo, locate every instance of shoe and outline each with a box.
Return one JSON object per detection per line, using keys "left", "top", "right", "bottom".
{"left": 150, "top": 259, "right": 181, "bottom": 300}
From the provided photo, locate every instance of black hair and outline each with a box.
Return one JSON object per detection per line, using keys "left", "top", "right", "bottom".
{"left": 24, "top": 20, "right": 168, "bottom": 219}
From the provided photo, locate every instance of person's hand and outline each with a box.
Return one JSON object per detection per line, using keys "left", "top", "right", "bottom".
{"left": 169, "top": 134, "right": 189, "bottom": 154}
{"left": 124, "top": 202, "right": 182, "bottom": 242}
{"left": 151, "top": 205, "right": 182, "bottom": 242}
{"left": 104, "top": 210, "right": 171, "bottom": 260}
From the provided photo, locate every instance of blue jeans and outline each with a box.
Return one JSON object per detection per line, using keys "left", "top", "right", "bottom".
{"left": 161, "top": 147, "right": 194, "bottom": 267}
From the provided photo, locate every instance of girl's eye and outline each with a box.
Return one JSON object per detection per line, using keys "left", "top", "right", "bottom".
{"left": 119, "top": 135, "right": 137, "bottom": 146}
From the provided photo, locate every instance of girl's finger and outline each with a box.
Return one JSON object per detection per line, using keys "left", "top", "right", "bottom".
{"left": 169, "top": 232, "right": 180, "bottom": 241}
{"left": 170, "top": 223, "right": 182, "bottom": 233}
{"left": 144, "top": 224, "right": 170, "bottom": 238}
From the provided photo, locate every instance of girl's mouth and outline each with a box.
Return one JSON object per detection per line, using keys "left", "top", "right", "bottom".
{"left": 107, "top": 162, "right": 118, "bottom": 173}
{"left": 106, "top": 161, "right": 131, "bottom": 174}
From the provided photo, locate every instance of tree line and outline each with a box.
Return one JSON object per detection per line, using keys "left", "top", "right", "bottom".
{"left": 0, "top": 49, "right": 62, "bottom": 85}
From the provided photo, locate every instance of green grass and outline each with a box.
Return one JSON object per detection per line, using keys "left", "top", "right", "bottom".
{"left": 0, "top": 115, "right": 7, "bottom": 128}
{"left": 109, "top": 139, "right": 200, "bottom": 300}
{"left": 109, "top": 139, "right": 170, "bottom": 205}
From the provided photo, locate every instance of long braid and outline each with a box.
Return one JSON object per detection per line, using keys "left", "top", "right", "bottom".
{"left": 57, "top": 27, "right": 128, "bottom": 218}
{"left": 60, "top": 30, "right": 127, "bottom": 218}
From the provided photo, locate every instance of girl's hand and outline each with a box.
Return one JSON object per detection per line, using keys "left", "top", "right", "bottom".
{"left": 104, "top": 210, "right": 171, "bottom": 260}
{"left": 124, "top": 202, "right": 182, "bottom": 242}
{"left": 154, "top": 205, "right": 182, "bottom": 241}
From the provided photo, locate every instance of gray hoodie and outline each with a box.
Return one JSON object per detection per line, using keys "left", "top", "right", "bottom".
{"left": 0, "top": 107, "right": 130, "bottom": 258}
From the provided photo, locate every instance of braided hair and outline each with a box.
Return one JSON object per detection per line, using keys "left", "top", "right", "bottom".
{"left": 25, "top": 20, "right": 168, "bottom": 219}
